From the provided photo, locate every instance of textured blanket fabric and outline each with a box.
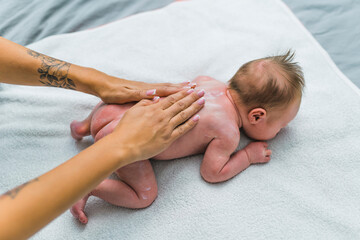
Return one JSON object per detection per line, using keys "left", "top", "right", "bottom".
{"left": 0, "top": 0, "right": 173, "bottom": 46}
{"left": 1, "top": 0, "right": 359, "bottom": 239}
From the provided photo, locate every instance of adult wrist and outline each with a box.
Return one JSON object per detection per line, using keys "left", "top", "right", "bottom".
{"left": 68, "top": 65, "right": 108, "bottom": 98}
{"left": 99, "top": 132, "right": 139, "bottom": 169}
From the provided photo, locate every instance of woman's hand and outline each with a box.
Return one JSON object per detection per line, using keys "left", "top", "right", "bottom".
{"left": 0, "top": 88, "right": 205, "bottom": 240}
{"left": 107, "top": 88, "right": 205, "bottom": 164}
{"left": 85, "top": 69, "right": 193, "bottom": 104}
{"left": 0, "top": 37, "right": 191, "bottom": 104}
{"left": 96, "top": 75, "right": 192, "bottom": 104}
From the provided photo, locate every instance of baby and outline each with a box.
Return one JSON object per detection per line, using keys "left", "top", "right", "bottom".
{"left": 70, "top": 51, "right": 304, "bottom": 224}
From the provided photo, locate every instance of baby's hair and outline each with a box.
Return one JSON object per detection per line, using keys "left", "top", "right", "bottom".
{"left": 229, "top": 50, "right": 305, "bottom": 112}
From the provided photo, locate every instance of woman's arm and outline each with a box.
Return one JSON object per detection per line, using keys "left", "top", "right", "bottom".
{"left": 0, "top": 134, "right": 130, "bottom": 240}
{"left": 0, "top": 37, "right": 189, "bottom": 103}
{"left": 0, "top": 89, "right": 205, "bottom": 240}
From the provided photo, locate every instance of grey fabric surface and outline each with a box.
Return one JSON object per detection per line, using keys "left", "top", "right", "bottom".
{"left": 1, "top": 0, "right": 360, "bottom": 239}
{"left": 0, "top": 0, "right": 173, "bottom": 46}
{"left": 283, "top": 0, "right": 360, "bottom": 88}
{"left": 0, "top": 0, "right": 358, "bottom": 88}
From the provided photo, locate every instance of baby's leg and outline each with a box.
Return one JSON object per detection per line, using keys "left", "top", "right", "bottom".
{"left": 70, "top": 102, "right": 104, "bottom": 140}
{"left": 70, "top": 160, "right": 157, "bottom": 224}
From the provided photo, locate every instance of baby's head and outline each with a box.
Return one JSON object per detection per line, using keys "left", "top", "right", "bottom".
{"left": 228, "top": 50, "right": 305, "bottom": 140}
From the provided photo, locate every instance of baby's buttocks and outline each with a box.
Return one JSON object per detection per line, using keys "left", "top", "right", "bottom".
{"left": 90, "top": 103, "right": 133, "bottom": 138}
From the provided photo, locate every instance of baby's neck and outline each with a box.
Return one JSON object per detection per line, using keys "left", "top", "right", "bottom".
{"left": 225, "top": 89, "right": 242, "bottom": 128}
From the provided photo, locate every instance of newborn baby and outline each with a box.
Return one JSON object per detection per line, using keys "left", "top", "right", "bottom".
{"left": 70, "top": 51, "right": 304, "bottom": 224}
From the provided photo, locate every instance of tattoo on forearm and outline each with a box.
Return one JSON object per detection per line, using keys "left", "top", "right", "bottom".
{"left": 1, "top": 178, "right": 39, "bottom": 200}
{"left": 27, "top": 49, "right": 76, "bottom": 89}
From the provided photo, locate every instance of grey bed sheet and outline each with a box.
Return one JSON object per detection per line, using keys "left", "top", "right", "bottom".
{"left": 0, "top": 0, "right": 173, "bottom": 46}
{"left": 0, "top": 0, "right": 359, "bottom": 88}
{"left": 283, "top": 0, "right": 360, "bottom": 88}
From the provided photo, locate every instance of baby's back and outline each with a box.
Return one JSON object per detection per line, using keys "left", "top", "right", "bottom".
{"left": 154, "top": 76, "right": 239, "bottom": 160}
{"left": 89, "top": 76, "right": 239, "bottom": 160}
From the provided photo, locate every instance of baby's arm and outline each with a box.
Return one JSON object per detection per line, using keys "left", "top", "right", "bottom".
{"left": 200, "top": 138, "right": 271, "bottom": 183}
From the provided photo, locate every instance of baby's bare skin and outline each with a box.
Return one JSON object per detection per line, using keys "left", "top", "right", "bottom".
{"left": 70, "top": 76, "right": 271, "bottom": 224}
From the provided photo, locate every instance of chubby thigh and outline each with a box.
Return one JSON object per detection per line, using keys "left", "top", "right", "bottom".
{"left": 92, "top": 160, "right": 158, "bottom": 209}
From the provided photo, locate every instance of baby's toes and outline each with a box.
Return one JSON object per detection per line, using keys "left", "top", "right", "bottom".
{"left": 70, "top": 206, "right": 88, "bottom": 224}
{"left": 78, "top": 211, "right": 88, "bottom": 224}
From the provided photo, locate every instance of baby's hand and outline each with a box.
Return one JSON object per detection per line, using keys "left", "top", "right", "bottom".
{"left": 244, "top": 142, "right": 271, "bottom": 164}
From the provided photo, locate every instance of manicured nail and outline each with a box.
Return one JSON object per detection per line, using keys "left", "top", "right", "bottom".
{"left": 146, "top": 89, "right": 156, "bottom": 96}
{"left": 189, "top": 83, "right": 197, "bottom": 89}
{"left": 197, "top": 97, "right": 205, "bottom": 105}
{"left": 192, "top": 114, "right": 200, "bottom": 122}
{"left": 153, "top": 96, "right": 160, "bottom": 102}
{"left": 197, "top": 89, "right": 205, "bottom": 97}
{"left": 187, "top": 89, "right": 195, "bottom": 94}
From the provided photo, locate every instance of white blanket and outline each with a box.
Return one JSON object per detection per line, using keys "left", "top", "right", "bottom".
{"left": 1, "top": 0, "right": 360, "bottom": 239}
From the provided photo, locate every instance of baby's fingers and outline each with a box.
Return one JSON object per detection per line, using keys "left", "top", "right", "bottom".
{"left": 263, "top": 149, "right": 272, "bottom": 162}
{"left": 265, "top": 149, "right": 272, "bottom": 157}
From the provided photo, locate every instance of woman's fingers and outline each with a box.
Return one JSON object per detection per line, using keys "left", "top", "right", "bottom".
{"left": 170, "top": 114, "right": 200, "bottom": 140}
{"left": 161, "top": 88, "right": 205, "bottom": 112}
{"left": 168, "top": 96, "right": 205, "bottom": 128}
{"left": 149, "top": 82, "right": 190, "bottom": 97}
{"left": 159, "top": 89, "right": 192, "bottom": 109}
{"left": 101, "top": 77, "right": 196, "bottom": 104}
{"left": 136, "top": 98, "right": 156, "bottom": 106}
{"left": 165, "top": 89, "right": 205, "bottom": 117}
{"left": 129, "top": 82, "right": 190, "bottom": 101}
{"left": 109, "top": 88, "right": 205, "bottom": 163}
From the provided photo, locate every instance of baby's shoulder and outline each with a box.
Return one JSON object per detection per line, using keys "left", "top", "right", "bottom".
{"left": 192, "top": 76, "right": 224, "bottom": 86}
{"left": 201, "top": 113, "right": 240, "bottom": 141}
{"left": 193, "top": 75, "right": 215, "bottom": 82}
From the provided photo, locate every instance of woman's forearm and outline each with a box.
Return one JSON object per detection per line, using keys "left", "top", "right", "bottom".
{"left": 0, "top": 37, "right": 188, "bottom": 104}
{"left": 0, "top": 133, "right": 130, "bottom": 240}
{"left": 0, "top": 37, "right": 107, "bottom": 96}
{"left": 0, "top": 88, "right": 204, "bottom": 240}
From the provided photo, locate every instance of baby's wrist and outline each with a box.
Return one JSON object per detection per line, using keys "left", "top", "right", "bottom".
{"left": 244, "top": 147, "right": 252, "bottom": 165}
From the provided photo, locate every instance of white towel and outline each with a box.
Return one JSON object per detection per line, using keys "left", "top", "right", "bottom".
{"left": 1, "top": 0, "right": 359, "bottom": 239}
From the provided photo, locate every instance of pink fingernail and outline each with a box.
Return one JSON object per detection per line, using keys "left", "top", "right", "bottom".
{"left": 153, "top": 96, "right": 160, "bottom": 101}
{"left": 197, "top": 97, "right": 205, "bottom": 105}
{"left": 146, "top": 89, "right": 156, "bottom": 96}
{"left": 187, "top": 89, "right": 195, "bottom": 94}
{"left": 192, "top": 114, "right": 200, "bottom": 122}
{"left": 189, "top": 83, "right": 197, "bottom": 89}
{"left": 197, "top": 89, "right": 205, "bottom": 97}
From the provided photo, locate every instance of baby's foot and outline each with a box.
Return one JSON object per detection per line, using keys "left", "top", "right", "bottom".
{"left": 70, "top": 196, "right": 90, "bottom": 224}
{"left": 70, "top": 120, "right": 91, "bottom": 140}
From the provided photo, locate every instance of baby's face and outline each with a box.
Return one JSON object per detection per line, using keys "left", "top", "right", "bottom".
{"left": 243, "top": 99, "right": 301, "bottom": 140}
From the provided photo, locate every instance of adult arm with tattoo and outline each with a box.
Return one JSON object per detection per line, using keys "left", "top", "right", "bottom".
{"left": 0, "top": 89, "right": 205, "bottom": 240}
{"left": 0, "top": 37, "right": 188, "bottom": 103}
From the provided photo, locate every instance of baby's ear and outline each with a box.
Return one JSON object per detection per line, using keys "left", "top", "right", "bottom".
{"left": 248, "top": 108, "right": 267, "bottom": 124}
